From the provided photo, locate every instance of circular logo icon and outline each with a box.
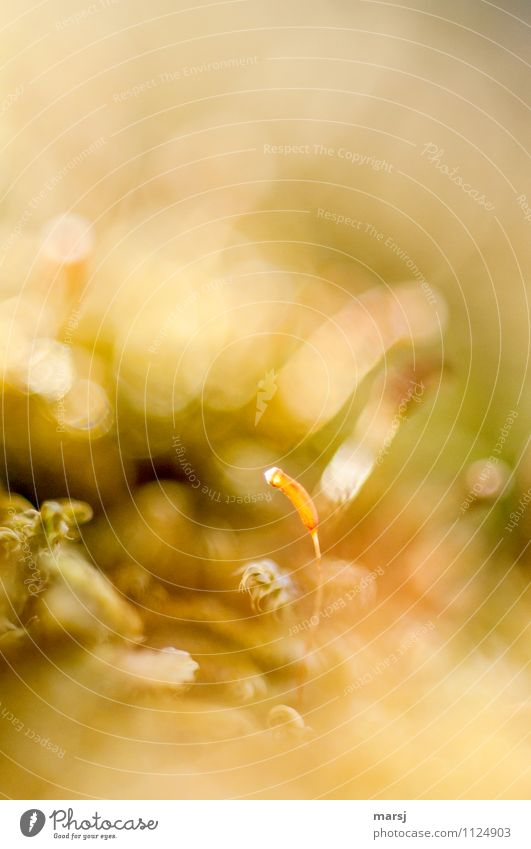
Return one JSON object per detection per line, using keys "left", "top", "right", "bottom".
{"left": 20, "top": 810, "right": 46, "bottom": 837}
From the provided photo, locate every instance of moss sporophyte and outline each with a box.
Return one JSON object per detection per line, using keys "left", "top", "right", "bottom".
{"left": 264, "top": 466, "right": 323, "bottom": 700}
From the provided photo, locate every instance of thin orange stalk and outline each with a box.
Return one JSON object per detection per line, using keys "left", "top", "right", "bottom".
{"left": 264, "top": 465, "right": 323, "bottom": 636}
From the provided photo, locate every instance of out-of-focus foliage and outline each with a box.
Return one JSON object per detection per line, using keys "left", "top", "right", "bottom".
{"left": 0, "top": 0, "right": 529, "bottom": 802}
